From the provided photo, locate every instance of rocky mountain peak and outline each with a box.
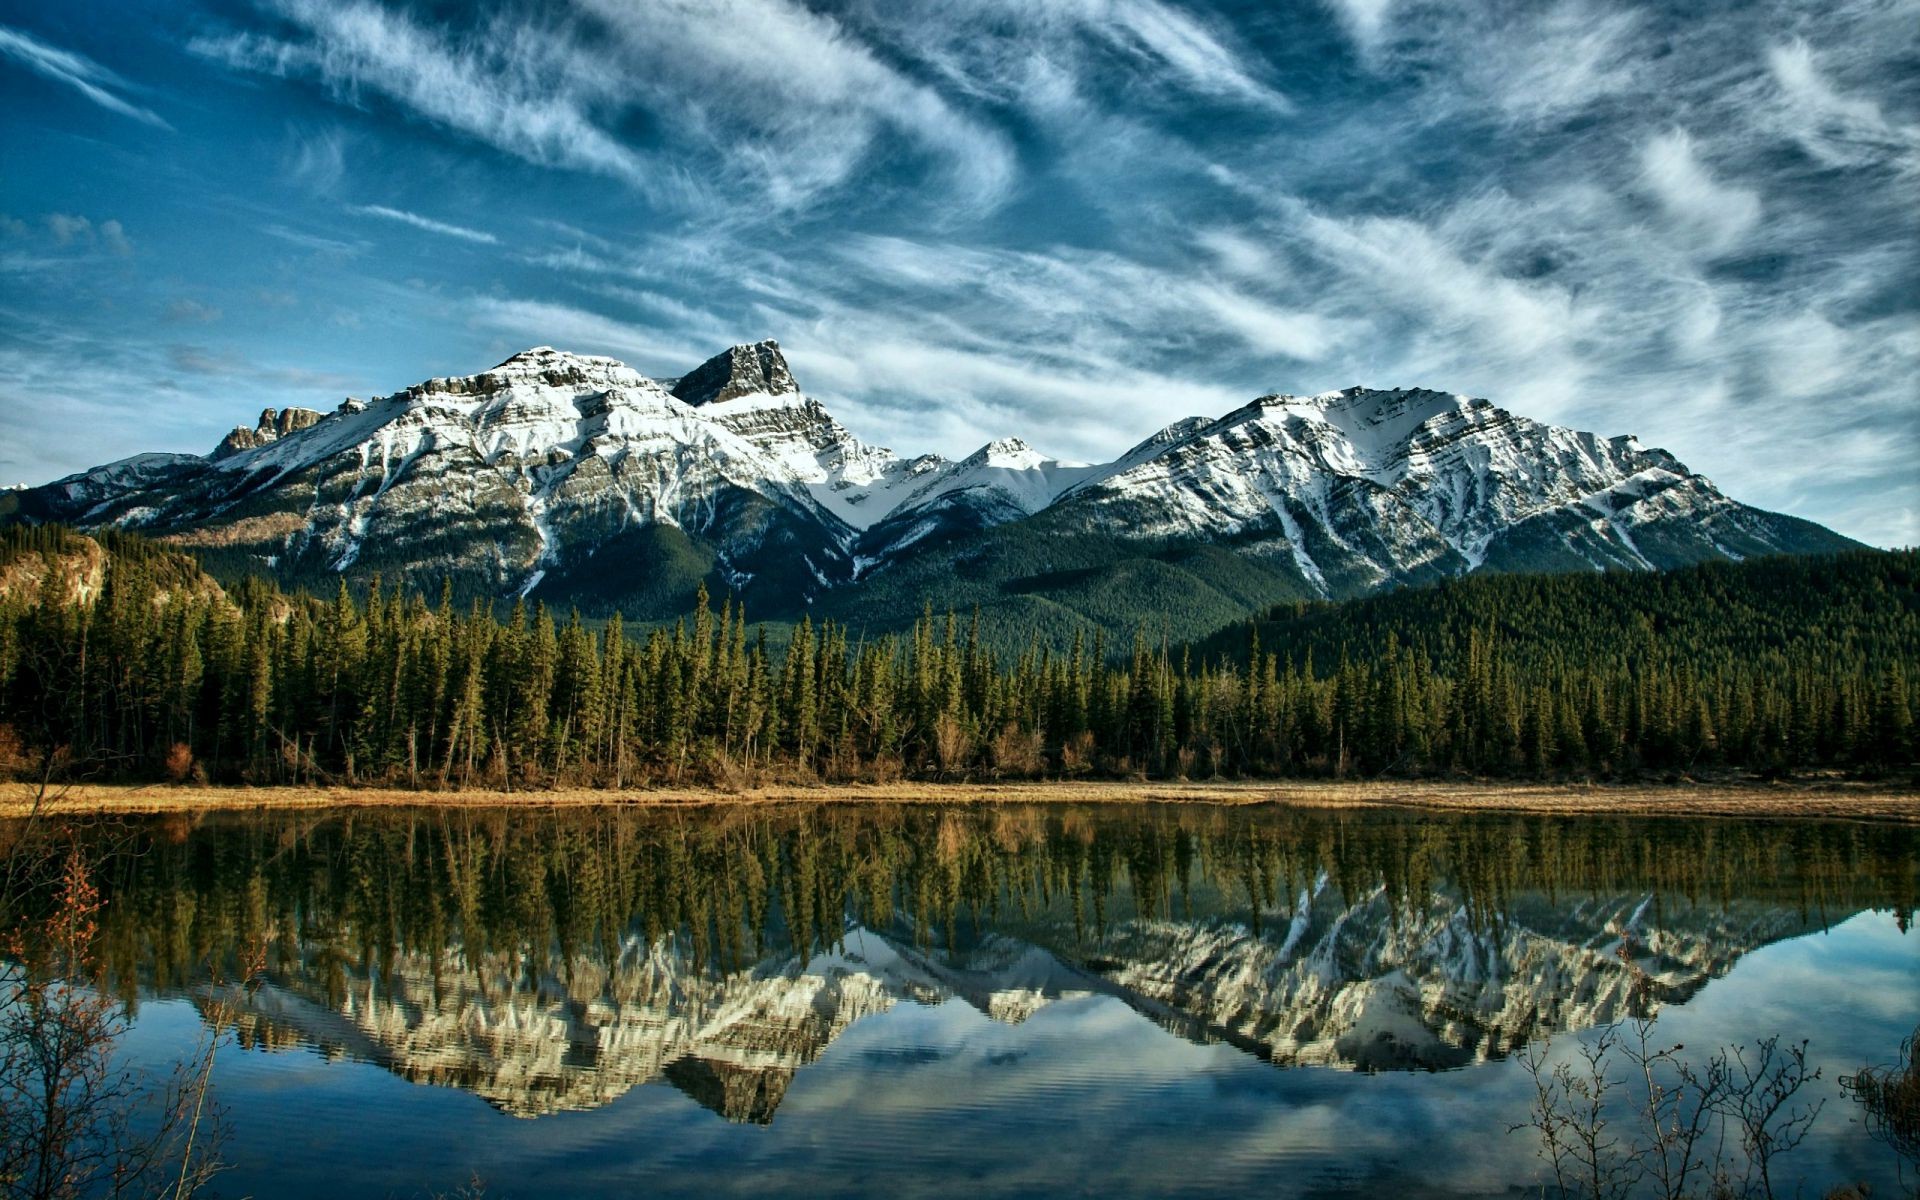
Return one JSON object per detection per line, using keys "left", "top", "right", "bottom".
{"left": 671, "top": 340, "right": 798, "bottom": 407}
{"left": 969, "top": 436, "right": 1023, "bottom": 458}
{"left": 211, "top": 405, "right": 323, "bottom": 460}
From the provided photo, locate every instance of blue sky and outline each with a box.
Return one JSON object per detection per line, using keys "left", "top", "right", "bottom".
{"left": 1, "top": 0, "right": 1914, "bottom": 545}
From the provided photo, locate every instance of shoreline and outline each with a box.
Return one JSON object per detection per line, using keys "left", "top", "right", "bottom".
{"left": 4, "top": 779, "right": 1917, "bottom": 823}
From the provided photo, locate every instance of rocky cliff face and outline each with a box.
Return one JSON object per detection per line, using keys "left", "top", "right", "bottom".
{"left": 204, "top": 886, "right": 1828, "bottom": 1122}
{"left": 670, "top": 339, "right": 799, "bottom": 407}
{"left": 7, "top": 342, "right": 1856, "bottom": 623}
{"left": 213, "top": 407, "right": 324, "bottom": 460}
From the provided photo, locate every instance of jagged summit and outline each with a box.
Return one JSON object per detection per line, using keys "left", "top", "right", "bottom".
{"left": 212, "top": 406, "right": 322, "bottom": 460}
{"left": 671, "top": 339, "right": 798, "bottom": 407}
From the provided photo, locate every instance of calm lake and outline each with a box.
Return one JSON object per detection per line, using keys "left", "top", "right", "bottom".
{"left": 10, "top": 803, "right": 1919, "bottom": 1198}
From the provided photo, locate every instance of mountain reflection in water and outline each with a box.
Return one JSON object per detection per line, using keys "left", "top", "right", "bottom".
{"left": 24, "top": 803, "right": 1910, "bottom": 1129}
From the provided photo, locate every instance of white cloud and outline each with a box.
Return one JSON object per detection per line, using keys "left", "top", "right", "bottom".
{"left": 43, "top": 213, "right": 134, "bottom": 255}
{"left": 1295, "top": 209, "right": 1590, "bottom": 360}
{"left": 1186, "top": 285, "right": 1344, "bottom": 362}
{"left": 164, "top": 298, "right": 223, "bottom": 324}
{"left": 1073, "top": 0, "right": 1291, "bottom": 112}
{"left": 464, "top": 296, "right": 716, "bottom": 375}
{"left": 1639, "top": 128, "right": 1762, "bottom": 254}
{"left": 0, "top": 25, "right": 171, "bottom": 129}
{"left": 1336, "top": 1, "right": 1644, "bottom": 126}
{"left": 348, "top": 204, "right": 497, "bottom": 244}
{"left": 577, "top": 0, "right": 1017, "bottom": 213}
{"left": 261, "top": 223, "right": 365, "bottom": 256}
{"left": 1766, "top": 38, "right": 1920, "bottom": 173}
{"left": 191, "top": 2, "right": 653, "bottom": 190}
{"left": 46, "top": 213, "right": 90, "bottom": 245}
{"left": 1323, "top": 0, "right": 1393, "bottom": 52}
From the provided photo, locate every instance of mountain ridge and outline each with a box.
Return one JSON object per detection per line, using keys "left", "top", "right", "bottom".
{"left": 1, "top": 340, "right": 1858, "bottom": 642}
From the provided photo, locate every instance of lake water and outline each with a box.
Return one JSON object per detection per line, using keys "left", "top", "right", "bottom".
{"left": 8, "top": 803, "right": 1918, "bottom": 1198}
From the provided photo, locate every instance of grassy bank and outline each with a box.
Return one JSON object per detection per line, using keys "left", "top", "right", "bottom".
{"left": 4, "top": 779, "right": 1917, "bottom": 822}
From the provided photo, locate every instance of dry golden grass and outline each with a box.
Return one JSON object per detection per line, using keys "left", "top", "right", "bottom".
{"left": 3, "top": 778, "right": 1916, "bottom": 822}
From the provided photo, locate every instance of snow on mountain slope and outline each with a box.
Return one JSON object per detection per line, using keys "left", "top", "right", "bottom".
{"left": 900, "top": 438, "right": 1098, "bottom": 517}
{"left": 1049, "top": 386, "right": 1849, "bottom": 595}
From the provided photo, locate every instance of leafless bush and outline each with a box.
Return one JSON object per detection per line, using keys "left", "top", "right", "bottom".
{"left": 0, "top": 847, "right": 239, "bottom": 1199}
{"left": 1514, "top": 1011, "right": 1826, "bottom": 1200}
{"left": 990, "top": 725, "right": 1043, "bottom": 778}
{"left": 1058, "top": 731, "right": 1094, "bottom": 776}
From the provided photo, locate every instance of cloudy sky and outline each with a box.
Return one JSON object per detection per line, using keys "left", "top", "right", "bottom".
{"left": 1, "top": 0, "right": 1914, "bottom": 544}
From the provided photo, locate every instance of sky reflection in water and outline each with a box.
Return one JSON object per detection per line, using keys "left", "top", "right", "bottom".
{"left": 64, "top": 804, "right": 1920, "bottom": 1198}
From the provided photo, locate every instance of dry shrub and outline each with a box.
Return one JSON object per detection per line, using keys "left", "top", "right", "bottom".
{"left": 0, "top": 724, "right": 24, "bottom": 776}
{"left": 1843, "top": 1023, "right": 1920, "bottom": 1175}
{"left": 1059, "top": 730, "right": 1095, "bottom": 775}
{"left": 861, "top": 754, "right": 904, "bottom": 784}
{"left": 991, "top": 725, "right": 1044, "bottom": 778}
{"left": 703, "top": 750, "right": 750, "bottom": 794}
{"left": 164, "top": 742, "right": 195, "bottom": 784}
{"left": 932, "top": 714, "right": 972, "bottom": 775}
{"left": 823, "top": 733, "right": 863, "bottom": 783}
{"left": 1176, "top": 747, "right": 1198, "bottom": 781}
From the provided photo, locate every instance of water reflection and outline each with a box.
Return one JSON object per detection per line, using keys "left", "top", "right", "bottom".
{"left": 17, "top": 804, "right": 1912, "bottom": 1127}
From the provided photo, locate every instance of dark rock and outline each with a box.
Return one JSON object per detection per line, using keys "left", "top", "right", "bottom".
{"left": 671, "top": 340, "right": 797, "bottom": 407}
{"left": 212, "top": 425, "right": 269, "bottom": 460}
{"left": 276, "top": 408, "right": 322, "bottom": 435}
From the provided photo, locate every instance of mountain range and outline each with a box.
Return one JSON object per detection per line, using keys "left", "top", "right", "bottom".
{"left": 2, "top": 340, "right": 1855, "bottom": 644}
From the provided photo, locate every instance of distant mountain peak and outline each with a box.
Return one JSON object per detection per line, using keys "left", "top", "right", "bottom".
{"left": 671, "top": 339, "right": 798, "bottom": 407}
{"left": 491, "top": 345, "right": 628, "bottom": 371}
{"left": 969, "top": 436, "right": 1044, "bottom": 467}
{"left": 496, "top": 345, "right": 559, "bottom": 365}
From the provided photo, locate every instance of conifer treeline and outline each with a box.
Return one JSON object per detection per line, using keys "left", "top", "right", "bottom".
{"left": 0, "top": 529, "right": 1912, "bottom": 786}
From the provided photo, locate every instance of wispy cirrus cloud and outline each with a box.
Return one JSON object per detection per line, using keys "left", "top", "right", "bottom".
{"left": 1638, "top": 128, "right": 1762, "bottom": 255}
{"left": 0, "top": 25, "right": 171, "bottom": 129}
{"left": 190, "top": 2, "right": 654, "bottom": 189}
{"left": 348, "top": 203, "right": 496, "bottom": 244}
{"left": 1766, "top": 38, "right": 1920, "bottom": 174}
{"left": 192, "top": 0, "right": 1017, "bottom": 218}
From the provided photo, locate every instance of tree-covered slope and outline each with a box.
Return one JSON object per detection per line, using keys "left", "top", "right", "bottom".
{"left": 1192, "top": 549, "right": 1920, "bottom": 677}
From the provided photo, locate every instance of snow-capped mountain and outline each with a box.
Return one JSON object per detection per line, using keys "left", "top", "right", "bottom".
{"left": 1044, "top": 385, "right": 1844, "bottom": 595}
{"left": 2, "top": 340, "right": 1854, "bottom": 629}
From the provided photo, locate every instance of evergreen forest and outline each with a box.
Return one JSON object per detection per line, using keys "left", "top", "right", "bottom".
{"left": 0, "top": 527, "right": 1913, "bottom": 788}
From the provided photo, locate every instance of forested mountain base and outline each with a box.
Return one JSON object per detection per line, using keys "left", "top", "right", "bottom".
{"left": 0, "top": 527, "right": 1913, "bottom": 789}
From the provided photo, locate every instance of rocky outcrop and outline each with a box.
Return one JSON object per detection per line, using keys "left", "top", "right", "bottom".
{"left": 212, "top": 406, "right": 324, "bottom": 459}
{"left": 670, "top": 339, "right": 798, "bottom": 406}
{"left": 0, "top": 530, "right": 227, "bottom": 608}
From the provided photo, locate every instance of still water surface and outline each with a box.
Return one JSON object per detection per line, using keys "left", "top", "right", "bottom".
{"left": 26, "top": 804, "right": 1920, "bottom": 1196}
